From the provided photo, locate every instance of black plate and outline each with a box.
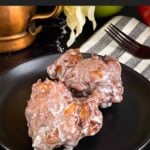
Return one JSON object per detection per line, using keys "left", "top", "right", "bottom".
{"left": 0, "top": 54, "right": 150, "bottom": 150}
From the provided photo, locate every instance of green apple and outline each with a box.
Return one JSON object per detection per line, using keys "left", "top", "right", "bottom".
{"left": 95, "top": 6, "right": 124, "bottom": 18}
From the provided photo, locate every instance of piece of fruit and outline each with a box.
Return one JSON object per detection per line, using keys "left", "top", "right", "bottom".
{"left": 138, "top": 6, "right": 150, "bottom": 26}
{"left": 95, "top": 6, "right": 124, "bottom": 18}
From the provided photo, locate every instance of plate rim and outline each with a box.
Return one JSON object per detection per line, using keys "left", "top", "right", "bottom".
{"left": 0, "top": 53, "right": 150, "bottom": 86}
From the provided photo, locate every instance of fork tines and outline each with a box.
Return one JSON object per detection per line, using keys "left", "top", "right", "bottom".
{"left": 105, "top": 24, "right": 140, "bottom": 52}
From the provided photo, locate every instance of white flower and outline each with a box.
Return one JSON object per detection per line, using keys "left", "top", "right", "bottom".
{"left": 63, "top": 6, "right": 96, "bottom": 47}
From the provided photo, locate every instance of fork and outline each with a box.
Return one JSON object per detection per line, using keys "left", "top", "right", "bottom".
{"left": 105, "top": 24, "right": 150, "bottom": 59}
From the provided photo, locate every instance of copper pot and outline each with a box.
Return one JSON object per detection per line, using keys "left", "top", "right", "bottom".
{"left": 0, "top": 6, "right": 62, "bottom": 53}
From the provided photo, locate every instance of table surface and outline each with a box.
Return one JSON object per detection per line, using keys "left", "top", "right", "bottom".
{"left": 0, "top": 6, "right": 150, "bottom": 150}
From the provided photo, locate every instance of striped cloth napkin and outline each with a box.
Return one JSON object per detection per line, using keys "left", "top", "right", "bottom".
{"left": 80, "top": 16, "right": 150, "bottom": 81}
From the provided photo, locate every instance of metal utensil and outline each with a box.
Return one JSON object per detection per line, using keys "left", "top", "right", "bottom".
{"left": 105, "top": 24, "right": 150, "bottom": 59}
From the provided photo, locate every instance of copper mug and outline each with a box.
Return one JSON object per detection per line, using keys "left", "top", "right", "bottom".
{"left": 0, "top": 6, "right": 62, "bottom": 53}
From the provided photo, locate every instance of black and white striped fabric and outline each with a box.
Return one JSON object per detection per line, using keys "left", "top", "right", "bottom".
{"left": 80, "top": 16, "right": 150, "bottom": 81}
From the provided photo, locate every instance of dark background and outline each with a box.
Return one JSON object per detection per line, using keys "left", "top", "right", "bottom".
{"left": 0, "top": 0, "right": 150, "bottom": 5}
{"left": 0, "top": 6, "right": 143, "bottom": 73}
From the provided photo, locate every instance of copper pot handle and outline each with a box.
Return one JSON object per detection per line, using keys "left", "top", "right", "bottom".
{"left": 28, "top": 6, "right": 62, "bottom": 35}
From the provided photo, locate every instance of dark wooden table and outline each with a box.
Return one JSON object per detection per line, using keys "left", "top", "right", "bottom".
{"left": 0, "top": 6, "right": 150, "bottom": 150}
